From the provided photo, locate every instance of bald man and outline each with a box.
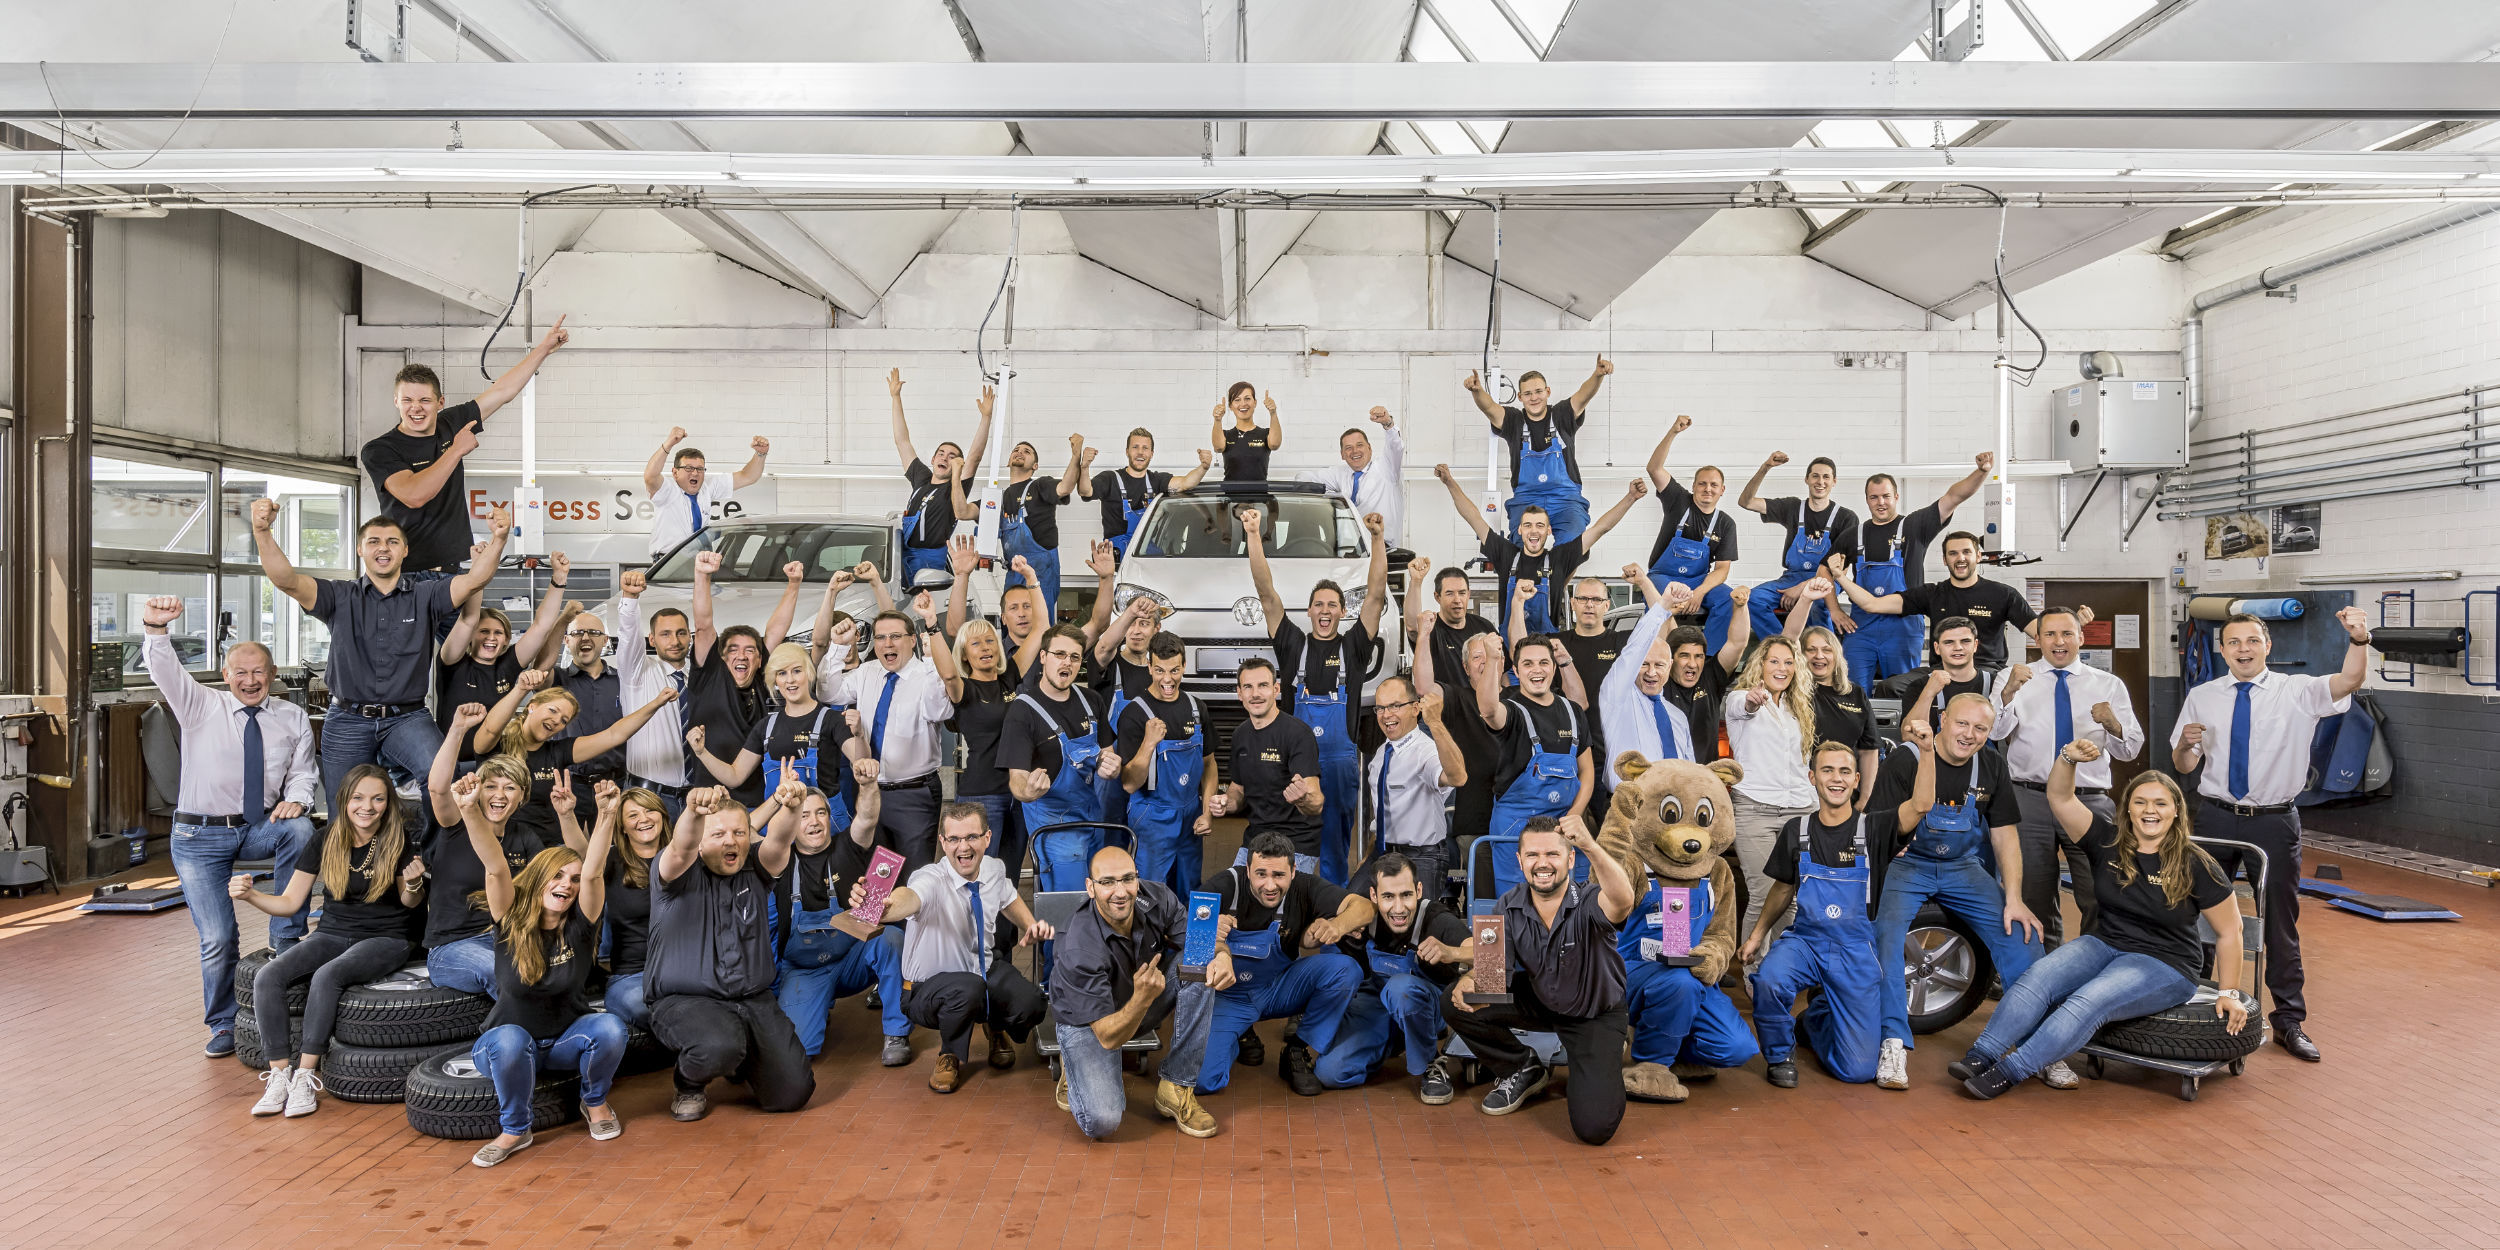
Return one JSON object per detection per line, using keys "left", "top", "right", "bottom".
{"left": 1047, "top": 846, "right": 1228, "bottom": 1139}
{"left": 142, "top": 595, "right": 321, "bottom": 1058}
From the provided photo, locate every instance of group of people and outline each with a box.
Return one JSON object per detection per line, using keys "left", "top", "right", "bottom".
{"left": 147, "top": 339, "right": 2358, "bottom": 1156}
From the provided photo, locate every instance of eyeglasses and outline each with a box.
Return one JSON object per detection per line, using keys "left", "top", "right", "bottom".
{"left": 1377, "top": 698, "right": 1420, "bottom": 711}
{"left": 1569, "top": 595, "right": 1610, "bottom": 604}
{"left": 939, "top": 834, "right": 988, "bottom": 848}
{"left": 1045, "top": 649, "right": 1085, "bottom": 662}
{"left": 1091, "top": 872, "right": 1139, "bottom": 887}
{"left": 566, "top": 630, "right": 606, "bottom": 640}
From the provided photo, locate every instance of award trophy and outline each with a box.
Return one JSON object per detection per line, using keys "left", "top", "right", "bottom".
{"left": 1178, "top": 891, "right": 1222, "bottom": 983}
{"left": 1463, "top": 902, "right": 1512, "bottom": 1006}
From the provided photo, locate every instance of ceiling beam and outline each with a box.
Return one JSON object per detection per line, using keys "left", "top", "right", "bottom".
{"left": 11, "top": 60, "right": 2500, "bottom": 122}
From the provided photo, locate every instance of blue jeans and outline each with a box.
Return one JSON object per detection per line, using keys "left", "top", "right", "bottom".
{"left": 1199, "top": 951, "right": 1362, "bottom": 1093}
{"left": 1967, "top": 935, "right": 2196, "bottom": 1083}
{"left": 426, "top": 932, "right": 498, "bottom": 999}
{"left": 319, "top": 705, "right": 444, "bottom": 811}
{"left": 1059, "top": 980, "right": 1217, "bottom": 1141}
{"left": 169, "top": 816, "right": 318, "bottom": 1032}
{"left": 1505, "top": 494, "right": 1590, "bottom": 547}
{"left": 1315, "top": 973, "right": 1446, "bottom": 1088}
{"left": 1875, "top": 855, "right": 2042, "bottom": 1046}
{"left": 774, "top": 928, "right": 907, "bottom": 1056}
{"left": 1626, "top": 960, "right": 1760, "bottom": 1068}
{"left": 472, "top": 1016, "right": 628, "bottom": 1137}
{"left": 605, "top": 972, "right": 650, "bottom": 1028}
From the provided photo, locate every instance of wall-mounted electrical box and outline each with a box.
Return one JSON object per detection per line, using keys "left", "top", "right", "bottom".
{"left": 2052, "top": 379, "right": 2188, "bottom": 471}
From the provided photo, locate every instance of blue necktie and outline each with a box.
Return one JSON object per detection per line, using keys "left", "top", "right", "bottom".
{"left": 687, "top": 490, "right": 704, "bottom": 538}
{"left": 966, "top": 879, "right": 985, "bottom": 972}
{"left": 1349, "top": 468, "right": 1364, "bottom": 509}
{"left": 871, "top": 670, "right": 900, "bottom": 761}
{"left": 2229, "top": 681, "right": 2255, "bottom": 800}
{"left": 1374, "top": 739, "right": 1395, "bottom": 847}
{"left": 1650, "top": 694, "right": 1681, "bottom": 761}
{"left": 2051, "top": 668, "right": 2074, "bottom": 758}
{"left": 240, "top": 705, "right": 266, "bottom": 825}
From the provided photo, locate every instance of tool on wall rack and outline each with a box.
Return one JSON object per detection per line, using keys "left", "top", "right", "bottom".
{"left": 2371, "top": 587, "right": 2484, "bottom": 687}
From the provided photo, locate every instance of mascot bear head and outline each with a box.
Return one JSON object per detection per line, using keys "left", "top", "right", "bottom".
{"left": 1597, "top": 752, "right": 1744, "bottom": 888}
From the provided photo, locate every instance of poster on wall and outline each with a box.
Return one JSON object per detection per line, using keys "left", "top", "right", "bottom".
{"left": 2270, "top": 502, "right": 2322, "bottom": 555}
{"left": 2204, "top": 511, "right": 2271, "bottom": 561}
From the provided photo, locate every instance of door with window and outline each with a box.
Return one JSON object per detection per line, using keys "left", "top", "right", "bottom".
{"left": 2036, "top": 579, "right": 2155, "bottom": 794}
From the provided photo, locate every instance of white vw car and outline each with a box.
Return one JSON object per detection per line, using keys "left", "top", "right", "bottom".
{"left": 1108, "top": 482, "right": 1405, "bottom": 710}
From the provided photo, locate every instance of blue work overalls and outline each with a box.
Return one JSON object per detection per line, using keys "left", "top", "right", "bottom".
{"left": 1844, "top": 523, "right": 1922, "bottom": 687}
{"left": 1197, "top": 890, "right": 1362, "bottom": 1094}
{"left": 1093, "top": 677, "right": 1139, "bottom": 831}
{"left": 1017, "top": 690, "right": 1106, "bottom": 893}
{"left": 1622, "top": 877, "right": 1759, "bottom": 1070}
{"left": 1748, "top": 501, "right": 1839, "bottom": 640}
{"left": 1872, "top": 753, "right": 2042, "bottom": 1046}
{"left": 1485, "top": 697, "right": 1583, "bottom": 897}
{"left": 1290, "top": 639, "right": 1363, "bottom": 885}
{"left": 1749, "top": 816, "right": 1882, "bottom": 1083}
{"left": 1106, "top": 472, "right": 1154, "bottom": 559}
{"left": 1648, "top": 506, "right": 1736, "bottom": 656}
{"left": 1505, "top": 414, "right": 1590, "bottom": 545}
{"left": 771, "top": 852, "right": 905, "bottom": 1058}
{"left": 999, "top": 479, "right": 1061, "bottom": 619}
{"left": 1127, "top": 695, "right": 1206, "bottom": 897}
{"left": 758, "top": 705, "right": 852, "bottom": 833}
{"left": 1315, "top": 928, "right": 1448, "bottom": 1088}
{"left": 900, "top": 476, "right": 954, "bottom": 584}
{"left": 1498, "top": 549, "right": 1560, "bottom": 638}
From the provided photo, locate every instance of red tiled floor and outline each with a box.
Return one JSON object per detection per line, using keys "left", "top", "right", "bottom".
{"left": 3, "top": 850, "right": 2498, "bottom": 1249}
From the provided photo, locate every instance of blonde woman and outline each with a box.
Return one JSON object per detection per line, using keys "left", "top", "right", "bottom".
{"left": 474, "top": 667, "right": 677, "bottom": 846}
{"left": 1956, "top": 740, "right": 2247, "bottom": 1099}
{"left": 600, "top": 787, "right": 670, "bottom": 1028}
{"left": 456, "top": 771, "right": 627, "bottom": 1165}
{"left": 687, "top": 642, "right": 863, "bottom": 823}
{"left": 1796, "top": 623, "right": 1880, "bottom": 801}
{"left": 1722, "top": 634, "right": 1820, "bottom": 938}
{"left": 237, "top": 763, "right": 426, "bottom": 1118}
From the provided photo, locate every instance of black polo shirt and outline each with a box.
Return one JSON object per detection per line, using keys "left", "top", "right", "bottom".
{"left": 1811, "top": 683, "right": 1880, "bottom": 754}
{"left": 312, "top": 575, "right": 460, "bottom": 707}
{"left": 556, "top": 661, "right": 626, "bottom": 780}
{"left": 1273, "top": 618, "right": 1371, "bottom": 710}
{"left": 358, "top": 400, "right": 482, "bottom": 573}
{"left": 1497, "top": 878, "right": 1626, "bottom": 1017}
{"left": 645, "top": 857, "right": 779, "bottom": 1000}
{"left": 436, "top": 653, "right": 519, "bottom": 761}
{"left": 1558, "top": 627, "right": 1629, "bottom": 698}
{"left": 1496, "top": 397, "right": 1585, "bottom": 491}
{"left": 1048, "top": 881, "right": 1190, "bottom": 1029}
{"left": 1646, "top": 479, "right": 1739, "bottom": 570}
{"left": 1001, "top": 475, "right": 1064, "bottom": 549}
{"left": 1226, "top": 713, "right": 1323, "bottom": 855}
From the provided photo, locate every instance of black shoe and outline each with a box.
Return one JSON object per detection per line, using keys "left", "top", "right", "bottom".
{"left": 1765, "top": 1060, "right": 1798, "bottom": 1089}
{"left": 1961, "top": 1066, "right": 2017, "bottom": 1101}
{"left": 2276, "top": 1025, "right": 2321, "bottom": 1062}
{"left": 1279, "top": 1040, "right": 1323, "bottom": 1097}
{"left": 1236, "top": 1028, "right": 1266, "bottom": 1068}
{"left": 1946, "top": 1052, "right": 1996, "bottom": 1083}
{"left": 1418, "top": 1055, "right": 1456, "bottom": 1105}
{"left": 1478, "top": 1063, "right": 1551, "bottom": 1116}
{"left": 864, "top": 986, "right": 882, "bottom": 1010}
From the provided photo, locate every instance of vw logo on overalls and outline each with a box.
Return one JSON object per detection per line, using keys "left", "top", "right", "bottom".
{"left": 1313, "top": 726, "right": 1324, "bottom": 738}
{"left": 1544, "top": 788, "right": 1561, "bottom": 802}
{"left": 1825, "top": 904, "right": 1844, "bottom": 919}
{"left": 1536, "top": 471, "right": 1550, "bottom": 482}
{"left": 1175, "top": 773, "right": 1190, "bottom": 786}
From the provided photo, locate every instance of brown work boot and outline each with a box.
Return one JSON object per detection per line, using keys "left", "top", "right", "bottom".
{"left": 1155, "top": 1078, "right": 1218, "bottom": 1138}
{"left": 929, "top": 1052, "right": 965, "bottom": 1094}
{"left": 985, "top": 1025, "right": 1017, "bottom": 1071}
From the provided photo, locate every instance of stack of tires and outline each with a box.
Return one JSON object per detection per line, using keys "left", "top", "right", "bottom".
{"left": 232, "top": 949, "right": 491, "bottom": 1106}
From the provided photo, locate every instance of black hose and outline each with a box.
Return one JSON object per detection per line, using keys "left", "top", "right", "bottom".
{"left": 1946, "top": 183, "right": 2048, "bottom": 382}
{"left": 478, "top": 185, "right": 600, "bottom": 381}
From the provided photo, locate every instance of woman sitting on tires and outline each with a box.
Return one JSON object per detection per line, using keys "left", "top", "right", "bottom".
{"left": 601, "top": 787, "right": 670, "bottom": 1027}
{"left": 454, "top": 770, "right": 629, "bottom": 1166}
{"left": 423, "top": 709, "right": 568, "bottom": 997}
{"left": 236, "top": 763, "right": 427, "bottom": 1119}
{"left": 1952, "top": 739, "right": 2248, "bottom": 1099}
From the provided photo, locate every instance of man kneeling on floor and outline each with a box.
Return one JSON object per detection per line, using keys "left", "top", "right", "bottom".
{"left": 853, "top": 802, "right": 1054, "bottom": 1093}
{"left": 646, "top": 785, "right": 816, "bottom": 1120}
{"left": 769, "top": 758, "right": 911, "bottom": 1068}
{"left": 1048, "top": 846, "right": 1226, "bottom": 1138}
{"left": 1198, "top": 831, "right": 1371, "bottom": 1097}
{"left": 1448, "top": 815, "right": 1637, "bottom": 1145}
{"left": 1739, "top": 741, "right": 1897, "bottom": 1087}
{"left": 1314, "top": 852, "right": 1474, "bottom": 1101}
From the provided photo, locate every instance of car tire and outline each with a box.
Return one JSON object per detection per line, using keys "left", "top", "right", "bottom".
{"left": 403, "top": 1045, "right": 582, "bottom": 1141}
{"left": 232, "top": 949, "right": 308, "bottom": 1015}
{"left": 331, "top": 964, "right": 493, "bottom": 1049}
{"left": 2092, "top": 1000, "right": 2266, "bottom": 1063}
{"left": 320, "top": 1040, "right": 445, "bottom": 1104}
{"left": 1904, "top": 906, "right": 1995, "bottom": 1035}
{"left": 233, "top": 1009, "right": 294, "bottom": 1071}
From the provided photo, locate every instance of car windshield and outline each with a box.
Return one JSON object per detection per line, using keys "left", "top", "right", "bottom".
{"left": 647, "top": 523, "right": 894, "bottom": 582}
{"left": 1131, "top": 495, "right": 1364, "bottom": 560}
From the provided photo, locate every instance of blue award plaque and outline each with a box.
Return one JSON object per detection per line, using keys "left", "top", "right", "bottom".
{"left": 1179, "top": 890, "right": 1222, "bottom": 983}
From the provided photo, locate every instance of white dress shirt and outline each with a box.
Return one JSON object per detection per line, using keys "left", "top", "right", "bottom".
{"left": 814, "top": 646, "right": 856, "bottom": 706}
{"left": 1367, "top": 723, "right": 1455, "bottom": 848}
{"left": 1299, "top": 425, "right": 1407, "bottom": 547}
{"left": 1723, "top": 689, "right": 1816, "bottom": 807}
{"left": 143, "top": 634, "right": 318, "bottom": 816}
{"left": 647, "top": 473, "right": 737, "bottom": 557}
{"left": 828, "top": 655, "right": 954, "bottom": 783}
{"left": 614, "top": 596, "right": 692, "bottom": 787}
{"left": 2172, "top": 669, "right": 2349, "bottom": 806}
{"left": 1598, "top": 598, "right": 1696, "bottom": 763}
{"left": 1990, "top": 659, "right": 2145, "bottom": 787}
{"left": 898, "top": 857, "right": 1015, "bottom": 981}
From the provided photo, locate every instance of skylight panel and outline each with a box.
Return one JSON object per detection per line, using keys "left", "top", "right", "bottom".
{"left": 1501, "top": 0, "right": 1571, "bottom": 46}
{"left": 1409, "top": 12, "right": 1466, "bottom": 62}
{"left": 1433, "top": 0, "right": 1539, "bottom": 63}
{"left": 2024, "top": 0, "right": 2159, "bottom": 58}
{"left": 1813, "top": 119, "right": 1901, "bottom": 150}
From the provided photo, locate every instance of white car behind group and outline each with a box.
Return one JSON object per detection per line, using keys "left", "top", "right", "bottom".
{"left": 580, "top": 514, "right": 950, "bottom": 651}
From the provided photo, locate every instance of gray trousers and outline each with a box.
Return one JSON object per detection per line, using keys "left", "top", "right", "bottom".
{"left": 2011, "top": 783, "right": 2111, "bottom": 950}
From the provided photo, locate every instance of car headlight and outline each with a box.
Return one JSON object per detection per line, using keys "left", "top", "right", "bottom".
{"left": 1113, "top": 583, "right": 1174, "bottom": 619}
{"left": 1232, "top": 596, "right": 1266, "bottom": 629}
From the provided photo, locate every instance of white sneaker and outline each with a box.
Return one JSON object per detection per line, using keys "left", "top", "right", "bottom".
{"left": 251, "top": 1068, "right": 294, "bottom": 1116}
{"left": 1876, "top": 1038, "right": 1910, "bottom": 1090}
{"left": 284, "top": 1067, "right": 323, "bottom": 1117}
{"left": 2040, "top": 1060, "right": 2081, "bottom": 1090}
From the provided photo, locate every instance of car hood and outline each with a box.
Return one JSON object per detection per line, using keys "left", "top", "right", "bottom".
{"left": 1120, "top": 553, "right": 1375, "bottom": 625}
{"left": 582, "top": 582, "right": 884, "bottom": 646}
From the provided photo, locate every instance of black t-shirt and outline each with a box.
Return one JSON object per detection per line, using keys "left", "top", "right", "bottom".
{"left": 1898, "top": 578, "right": 2038, "bottom": 668}
{"left": 436, "top": 653, "right": 520, "bottom": 761}
{"left": 1272, "top": 618, "right": 1371, "bottom": 710}
{"left": 504, "top": 742, "right": 574, "bottom": 850}
{"left": 1220, "top": 424, "right": 1272, "bottom": 481}
{"left": 603, "top": 856, "right": 653, "bottom": 976}
{"left": 2083, "top": 817, "right": 2233, "bottom": 980}
{"left": 1857, "top": 502, "right": 1946, "bottom": 585}
{"left": 646, "top": 857, "right": 780, "bottom": 1000}
{"left": 1558, "top": 628, "right": 1629, "bottom": 699}
{"left": 359, "top": 401, "right": 484, "bottom": 572}
{"left": 949, "top": 676, "right": 1014, "bottom": 798}
{"left": 1869, "top": 745, "right": 2021, "bottom": 838}
{"left": 1422, "top": 616, "right": 1502, "bottom": 811}
{"left": 1491, "top": 694, "right": 1586, "bottom": 795}
{"left": 1812, "top": 684, "right": 1880, "bottom": 754}
{"left": 739, "top": 701, "right": 854, "bottom": 804}
{"left": 900, "top": 459, "right": 957, "bottom": 551}
{"left": 1204, "top": 865, "right": 1348, "bottom": 953}
{"left": 419, "top": 819, "right": 555, "bottom": 949}
{"left": 1092, "top": 468, "right": 1173, "bottom": 541}
{"left": 291, "top": 825, "right": 421, "bottom": 943}
{"left": 780, "top": 836, "right": 874, "bottom": 916}
{"left": 1880, "top": 667, "right": 1999, "bottom": 733}
{"left": 1763, "top": 496, "right": 1860, "bottom": 570}
{"left": 1646, "top": 479, "right": 1739, "bottom": 570}
{"left": 683, "top": 644, "right": 769, "bottom": 805}
{"left": 1496, "top": 397, "right": 1585, "bottom": 491}
{"left": 1001, "top": 475, "right": 1063, "bottom": 549}
{"left": 1765, "top": 810, "right": 1901, "bottom": 885}
{"left": 483, "top": 908, "right": 597, "bottom": 1040}
{"left": 1087, "top": 652, "right": 1153, "bottom": 703}
{"left": 1664, "top": 658, "right": 1735, "bottom": 763}
{"left": 1481, "top": 534, "right": 1587, "bottom": 631}
{"left": 1342, "top": 900, "right": 1473, "bottom": 987}
{"left": 1112, "top": 694, "right": 1203, "bottom": 779}
{"left": 997, "top": 686, "right": 1107, "bottom": 779}
{"left": 1226, "top": 714, "right": 1323, "bottom": 854}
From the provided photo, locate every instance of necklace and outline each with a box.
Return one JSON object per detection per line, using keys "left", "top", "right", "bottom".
{"left": 350, "top": 832, "right": 380, "bottom": 878}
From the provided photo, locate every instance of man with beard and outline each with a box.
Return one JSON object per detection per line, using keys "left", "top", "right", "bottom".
{"left": 1048, "top": 846, "right": 1226, "bottom": 1140}
{"left": 886, "top": 367, "right": 995, "bottom": 587}
{"left": 1314, "top": 853, "right": 1474, "bottom": 1101}
{"left": 1446, "top": 815, "right": 1636, "bottom": 1145}
{"left": 1207, "top": 661, "right": 1324, "bottom": 874}
{"left": 553, "top": 607, "right": 627, "bottom": 785}
{"left": 616, "top": 568, "right": 700, "bottom": 817}
{"left": 1834, "top": 531, "right": 2042, "bottom": 673}
{"left": 682, "top": 550, "right": 805, "bottom": 808}
{"left": 1245, "top": 504, "right": 1390, "bottom": 884}
{"left": 1192, "top": 832, "right": 1370, "bottom": 1098}
{"left": 1113, "top": 633, "right": 1220, "bottom": 896}
{"left": 1080, "top": 427, "right": 1212, "bottom": 560}
{"left": 646, "top": 783, "right": 813, "bottom": 1121}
